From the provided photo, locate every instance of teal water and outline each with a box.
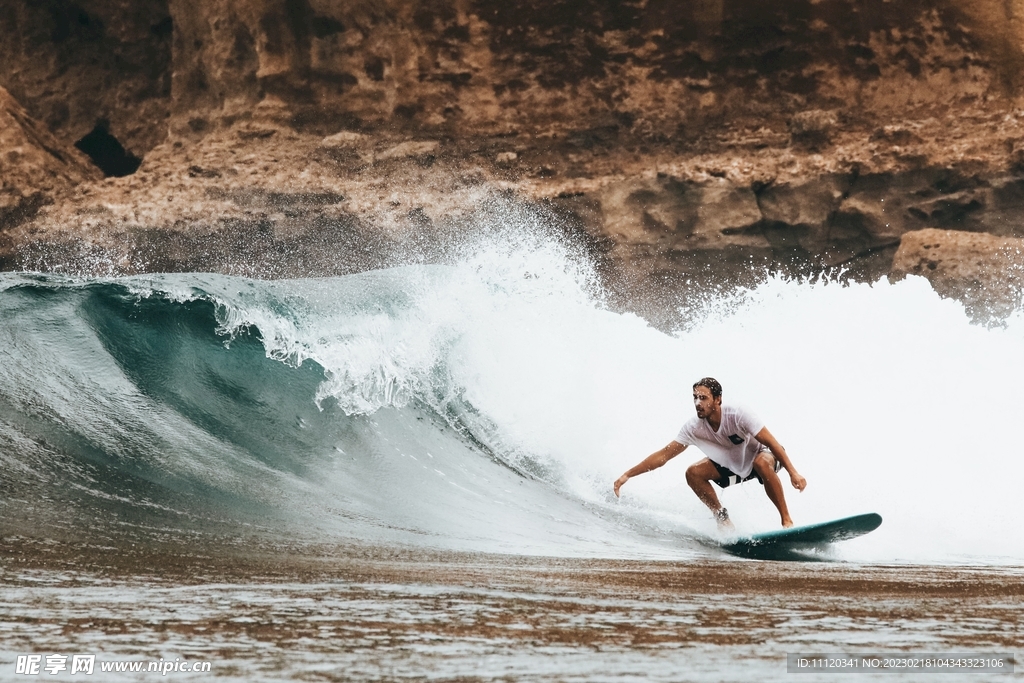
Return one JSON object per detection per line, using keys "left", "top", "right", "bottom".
{"left": 3, "top": 235, "right": 1023, "bottom": 564}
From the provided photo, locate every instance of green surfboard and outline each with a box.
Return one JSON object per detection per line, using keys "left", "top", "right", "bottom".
{"left": 721, "top": 512, "right": 882, "bottom": 561}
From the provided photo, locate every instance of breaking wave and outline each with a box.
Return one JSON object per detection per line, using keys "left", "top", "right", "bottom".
{"left": 2, "top": 233, "right": 1022, "bottom": 564}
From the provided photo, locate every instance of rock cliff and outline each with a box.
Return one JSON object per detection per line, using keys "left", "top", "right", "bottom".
{"left": 3, "top": 0, "right": 1024, "bottom": 321}
{"left": 0, "top": 86, "right": 100, "bottom": 237}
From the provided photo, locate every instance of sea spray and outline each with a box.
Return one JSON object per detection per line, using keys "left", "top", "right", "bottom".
{"left": 2, "top": 236, "right": 1022, "bottom": 563}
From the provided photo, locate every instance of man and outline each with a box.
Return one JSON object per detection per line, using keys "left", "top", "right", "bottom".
{"left": 613, "top": 377, "right": 807, "bottom": 530}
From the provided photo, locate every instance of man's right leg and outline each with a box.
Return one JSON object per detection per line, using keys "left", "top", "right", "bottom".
{"left": 685, "top": 458, "right": 733, "bottom": 530}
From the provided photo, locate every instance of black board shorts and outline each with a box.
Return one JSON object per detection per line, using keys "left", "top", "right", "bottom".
{"left": 712, "top": 452, "right": 781, "bottom": 489}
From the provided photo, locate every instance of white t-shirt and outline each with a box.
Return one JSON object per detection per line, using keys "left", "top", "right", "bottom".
{"left": 674, "top": 404, "right": 766, "bottom": 478}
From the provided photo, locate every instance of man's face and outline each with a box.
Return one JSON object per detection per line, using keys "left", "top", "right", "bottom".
{"left": 693, "top": 386, "right": 720, "bottom": 419}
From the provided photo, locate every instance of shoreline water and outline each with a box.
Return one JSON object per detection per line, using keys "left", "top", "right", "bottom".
{"left": 2, "top": 539, "right": 1020, "bottom": 682}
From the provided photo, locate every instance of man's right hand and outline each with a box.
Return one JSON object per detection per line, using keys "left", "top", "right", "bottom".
{"left": 612, "top": 442, "right": 683, "bottom": 499}
{"left": 613, "top": 474, "right": 629, "bottom": 498}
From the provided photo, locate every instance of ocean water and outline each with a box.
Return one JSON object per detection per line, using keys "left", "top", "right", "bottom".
{"left": 4, "top": 228, "right": 1024, "bottom": 682}
{"left": 3, "top": 230, "right": 1022, "bottom": 567}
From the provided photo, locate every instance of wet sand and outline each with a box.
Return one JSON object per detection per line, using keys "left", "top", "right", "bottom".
{"left": 2, "top": 539, "right": 1020, "bottom": 681}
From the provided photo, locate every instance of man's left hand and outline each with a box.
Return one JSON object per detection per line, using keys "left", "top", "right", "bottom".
{"left": 790, "top": 472, "right": 807, "bottom": 491}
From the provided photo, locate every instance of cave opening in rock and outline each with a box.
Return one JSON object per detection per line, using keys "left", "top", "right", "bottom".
{"left": 74, "top": 120, "right": 141, "bottom": 177}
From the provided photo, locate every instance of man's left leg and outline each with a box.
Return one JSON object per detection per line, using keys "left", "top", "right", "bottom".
{"left": 752, "top": 451, "right": 794, "bottom": 528}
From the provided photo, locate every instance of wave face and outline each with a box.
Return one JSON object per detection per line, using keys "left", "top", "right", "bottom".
{"left": 2, "top": 234, "right": 1023, "bottom": 564}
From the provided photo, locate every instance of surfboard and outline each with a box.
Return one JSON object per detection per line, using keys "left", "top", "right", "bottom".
{"left": 720, "top": 512, "right": 882, "bottom": 561}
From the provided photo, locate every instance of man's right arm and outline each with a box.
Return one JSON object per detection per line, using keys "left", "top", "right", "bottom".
{"left": 613, "top": 441, "right": 687, "bottom": 498}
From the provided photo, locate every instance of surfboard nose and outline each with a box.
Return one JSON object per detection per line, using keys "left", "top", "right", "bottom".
{"left": 864, "top": 513, "right": 883, "bottom": 531}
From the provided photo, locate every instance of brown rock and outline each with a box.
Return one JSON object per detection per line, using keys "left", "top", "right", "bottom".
{"left": 828, "top": 171, "right": 991, "bottom": 266}
{"left": 154, "top": 0, "right": 1017, "bottom": 141}
{"left": 0, "top": 86, "right": 100, "bottom": 235}
{"left": 979, "top": 177, "right": 1024, "bottom": 235}
{"left": 788, "top": 110, "right": 839, "bottom": 148}
{"left": 891, "top": 228, "right": 1024, "bottom": 318}
{"left": 590, "top": 176, "right": 766, "bottom": 254}
{"left": 0, "top": 0, "right": 171, "bottom": 156}
{"left": 375, "top": 140, "right": 440, "bottom": 163}
{"left": 758, "top": 176, "right": 850, "bottom": 253}
{"left": 8, "top": 0, "right": 1024, "bottom": 329}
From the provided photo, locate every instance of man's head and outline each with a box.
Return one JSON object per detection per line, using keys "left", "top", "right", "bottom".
{"left": 692, "top": 377, "right": 723, "bottom": 420}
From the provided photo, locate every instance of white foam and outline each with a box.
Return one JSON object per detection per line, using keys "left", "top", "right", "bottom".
{"left": 356, "top": 241, "right": 1023, "bottom": 564}
{"left": 449, "top": 263, "right": 1024, "bottom": 564}
{"left": 133, "top": 233, "right": 1024, "bottom": 564}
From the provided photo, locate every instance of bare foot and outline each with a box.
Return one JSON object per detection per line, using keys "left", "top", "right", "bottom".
{"left": 782, "top": 518, "right": 794, "bottom": 528}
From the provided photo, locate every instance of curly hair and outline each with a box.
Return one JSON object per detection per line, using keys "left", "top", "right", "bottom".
{"left": 693, "top": 377, "right": 723, "bottom": 398}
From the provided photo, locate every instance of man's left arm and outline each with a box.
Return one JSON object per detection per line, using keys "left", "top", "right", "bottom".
{"left": 754, "top": 426, "right": 807, "bottom": 491}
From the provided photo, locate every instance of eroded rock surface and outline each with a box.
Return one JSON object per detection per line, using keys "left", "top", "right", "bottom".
{"left": 0, "top": 87, "right": 100, "bottom": 249}
{"left": 0, "top": 0, "right": 172, "bottom": 157}
{"left": 891, "top": 228, "right": 1024, "bottom": 319}
{"left": 5, "top": 0, "right": 1024, "bottom": 321}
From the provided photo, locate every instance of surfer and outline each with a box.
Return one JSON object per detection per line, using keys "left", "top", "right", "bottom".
{"left": 613, "top": 377, "right": 806, "bottom": 530}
